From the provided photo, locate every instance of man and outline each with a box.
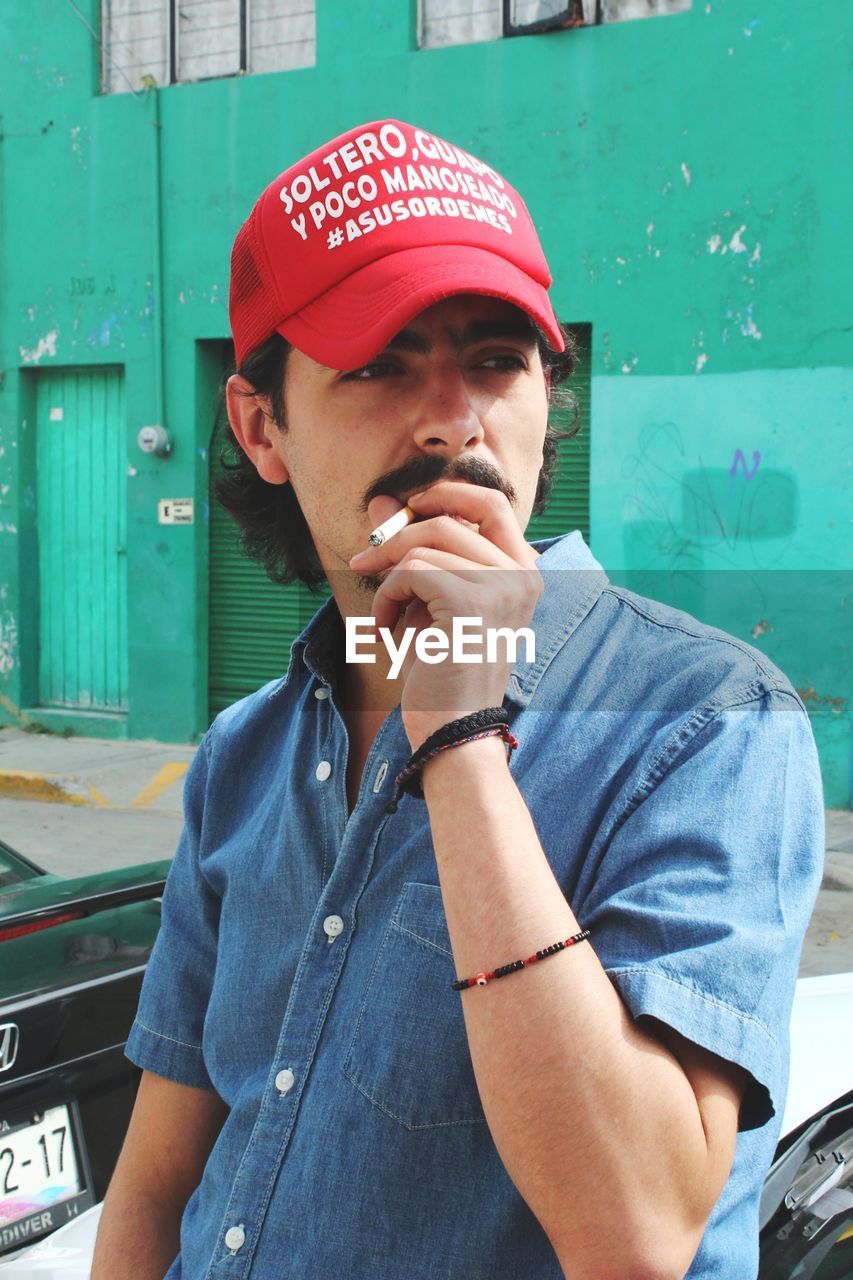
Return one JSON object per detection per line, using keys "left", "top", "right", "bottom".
{"left": 92, "top": 120, "right": 823, "bottom": 1279}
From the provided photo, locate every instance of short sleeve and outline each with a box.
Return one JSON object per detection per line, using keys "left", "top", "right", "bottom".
{"left": 580, "top": 689, "right": 824, "bottom": 1131}
{"left": 125, "top": 730, "right": 220, "bottom": 1089}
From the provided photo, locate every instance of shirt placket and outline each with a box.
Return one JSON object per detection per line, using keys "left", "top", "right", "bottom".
{"left": 204, "top": 680, "right": 397, "bottom": 1279}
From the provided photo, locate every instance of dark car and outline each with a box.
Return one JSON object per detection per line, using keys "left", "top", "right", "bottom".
{"left": 0, "top": 837, "right": 168, "bottom": 1257}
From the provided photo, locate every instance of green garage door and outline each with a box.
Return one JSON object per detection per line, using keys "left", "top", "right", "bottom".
{"left": 527, "top": 324, "right": 591, "bottom": 544}
{"left": 208, "top": 325, "right": 590, "bottom": 720}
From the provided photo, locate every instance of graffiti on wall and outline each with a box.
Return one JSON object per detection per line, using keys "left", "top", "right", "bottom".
{"left": 729, "top": 448, "right": 761, "bottom": 480}
{"left": 620, "top": 421, "right": 797, "bottom": 572}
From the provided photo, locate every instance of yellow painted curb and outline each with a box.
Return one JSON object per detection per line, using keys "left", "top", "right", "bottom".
{"left": 0, "top": 770, "right": 89, "bottom": 806}
{"left": 130, "top": 762, "right": 190, "bottom": 809}
{"left": 86, "top": 785, "right": 114, "bottom": 809}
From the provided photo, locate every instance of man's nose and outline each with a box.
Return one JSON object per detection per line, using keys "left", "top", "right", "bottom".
{"left": 411, "top": 367, "right": 485, "bottom": 453}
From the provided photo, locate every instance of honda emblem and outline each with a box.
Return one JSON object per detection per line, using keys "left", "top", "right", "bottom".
{"left": 0, "top": 1023, "right": 19, "bottom": 1072}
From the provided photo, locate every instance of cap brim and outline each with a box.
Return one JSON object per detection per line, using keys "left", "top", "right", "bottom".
{"left": 276, "top": 244, "right": 564, "bottom": 371}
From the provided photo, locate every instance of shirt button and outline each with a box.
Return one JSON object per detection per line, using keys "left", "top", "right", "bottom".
{"left": 323, "top": 914, "right": 344, "bottom": 941}
{"left": 225, "top": 1225, "right": 246, "bottom": 1253}
{"left": 314, "top": 686, "right": 329, "bottom": 700}
{"left": 275, "top": 1068, "right": 295, "bottom": 1094}
{"left": 373, "top": 760, "right": 389, "bottom": 792}
{"left": 315, "top": 760, "right": 332, "bottom": 781}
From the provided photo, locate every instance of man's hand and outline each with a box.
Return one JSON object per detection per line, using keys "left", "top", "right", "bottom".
{"left": 349, "top": 481, "right": 542, "bottom": 750}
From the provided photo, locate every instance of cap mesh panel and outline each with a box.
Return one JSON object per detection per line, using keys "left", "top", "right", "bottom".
{"left": 230, "top": 209, "right": 284, "bottom": 366}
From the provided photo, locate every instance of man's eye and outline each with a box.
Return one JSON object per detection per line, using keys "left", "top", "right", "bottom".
{"left": 342, "top": 361, "right": 400, "bottom": 381}
{"left": 479, "top": 354, "right": 527, "bottom": 372}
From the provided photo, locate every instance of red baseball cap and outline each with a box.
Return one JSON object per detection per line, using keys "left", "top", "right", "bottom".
{"left": 229, "top": 119, "right": 563, "bottom": 371}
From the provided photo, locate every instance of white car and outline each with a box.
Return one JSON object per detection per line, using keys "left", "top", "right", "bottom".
{"left": 758, "top": 972, "right": 853, "bottom": 1278}
{"left": 0, "top": 1202, "right": 101, "bottom": 1276}
{"left": 3, "top": 973, "right": 852, "bottom": 1278}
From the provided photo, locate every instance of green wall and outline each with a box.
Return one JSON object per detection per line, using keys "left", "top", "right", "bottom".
{"left": 0, "top": 0, "right": 849, "bottom": 802}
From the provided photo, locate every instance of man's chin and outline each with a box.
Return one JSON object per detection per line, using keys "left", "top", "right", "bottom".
{"left": 354, "top": 570, "right": 386, "bottom": 595}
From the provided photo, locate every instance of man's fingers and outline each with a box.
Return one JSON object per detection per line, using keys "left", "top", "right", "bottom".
{"left": 405, "top": 483, "right": 537, "bottom": 567}
{"left": 371, "top": 560, "right": 463, "bottom": 634}
{"left": 351, "top": 513, "right": 513, "bottom": 572}
{"left": 371, "top": 549, "right": 541, "bottom": 633}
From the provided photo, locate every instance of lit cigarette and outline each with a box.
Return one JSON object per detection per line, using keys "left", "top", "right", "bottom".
{"left": 367, "top": 505, "right": 415, "bottom": 547}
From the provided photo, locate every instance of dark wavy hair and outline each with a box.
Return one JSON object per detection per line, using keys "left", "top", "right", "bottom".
{"left": 215, "top": 323, "right": 580, "bottom": 591}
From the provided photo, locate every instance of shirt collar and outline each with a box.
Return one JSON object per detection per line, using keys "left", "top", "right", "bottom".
{"left": 505, "top": 531, "right": 609, "bottom": 707}
{"left": 279, "top": 593, "right": 342, "bottom": 693}
{"left": 277, "top": 532, "right": 609, "bottom": 708}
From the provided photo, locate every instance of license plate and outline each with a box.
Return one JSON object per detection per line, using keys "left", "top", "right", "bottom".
{"left": 0, "top": 1104, "right": 92, "bottom": 1252}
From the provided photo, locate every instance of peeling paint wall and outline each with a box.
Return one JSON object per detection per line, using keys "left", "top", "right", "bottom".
{"left": 0, "top": 0, "right": 850, "bottom": 800}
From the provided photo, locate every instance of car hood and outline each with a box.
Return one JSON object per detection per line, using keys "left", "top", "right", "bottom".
{"left": 783, "top": 971, "right": 853, "bottom": 1135}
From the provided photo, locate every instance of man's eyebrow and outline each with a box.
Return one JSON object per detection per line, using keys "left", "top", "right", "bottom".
{"left": 385, "top": 329, "right": 431, "bottom": 355}
{"left": 456, "top": 318, "right": 538, "bottom": 349}
{"left": 384, "top": 317, "right": 538, "bottom": 356}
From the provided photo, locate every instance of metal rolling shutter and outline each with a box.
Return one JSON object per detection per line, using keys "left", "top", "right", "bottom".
{"left": 526, "top": 323, "right": 591, "bottom": 543}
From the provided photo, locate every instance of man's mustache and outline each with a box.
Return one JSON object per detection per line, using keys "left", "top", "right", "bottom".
{"left": 360, "top": 454, "right": 517, "bottom": 513}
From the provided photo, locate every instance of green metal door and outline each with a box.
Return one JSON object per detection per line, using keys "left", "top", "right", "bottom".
{"left": 208, "top": 394, "right": 330, "bottom": 721}
{"left": 36, "top": 366, "right": 128, "bottom": 710}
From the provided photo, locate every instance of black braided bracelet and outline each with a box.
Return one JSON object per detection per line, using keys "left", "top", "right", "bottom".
{"left": 385, "top": 707, "right": 515, "bottom": 815}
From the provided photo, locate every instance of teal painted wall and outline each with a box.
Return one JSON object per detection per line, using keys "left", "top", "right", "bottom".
{"left": 0, "top": 0, "right": 849, "bottom": 801}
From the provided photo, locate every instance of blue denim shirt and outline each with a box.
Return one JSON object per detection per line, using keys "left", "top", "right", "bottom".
{"left": 126, "top": 532, "right": 824, "bottom": 1279}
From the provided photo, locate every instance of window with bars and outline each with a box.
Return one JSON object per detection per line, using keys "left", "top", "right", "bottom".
{"left": 102, "top": 0, "right": 316, "bottom": 94}
{"left": 419, "top": 0, "right": 691, "bottom": 50}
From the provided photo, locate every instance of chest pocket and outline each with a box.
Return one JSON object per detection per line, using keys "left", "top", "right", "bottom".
{"left": 342, "top": 882, "right": 486, "bottom": 1130}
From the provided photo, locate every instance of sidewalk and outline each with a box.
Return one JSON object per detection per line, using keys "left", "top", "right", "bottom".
{"left": 0, "top": 726, "right": 197, "bottom": 815}
{"left": 0, "top": 726, "right": 198, "bottom": 878}
{"left": 824, "top": 807, "right": 853, "bottom": 891}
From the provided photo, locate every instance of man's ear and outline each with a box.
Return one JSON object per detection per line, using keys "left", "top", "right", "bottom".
{"left": 225, "top": 374, "right": 290, "bottom": 485}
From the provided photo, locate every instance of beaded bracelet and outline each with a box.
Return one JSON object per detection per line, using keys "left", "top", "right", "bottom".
{"left": 385, "top": 707, "right": 517, "bottom": 815}
{"left": 451, "top": 929, "right": 591, "bottom": 991}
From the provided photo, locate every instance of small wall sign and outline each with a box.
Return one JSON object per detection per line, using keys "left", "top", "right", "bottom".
{"left": 158, "top": 498, "right": 194, "bottom": 525}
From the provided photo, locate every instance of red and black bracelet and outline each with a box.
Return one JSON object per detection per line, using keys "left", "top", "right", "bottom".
{"left": 451, "top": 929, "right": 591, "bottom": 991}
